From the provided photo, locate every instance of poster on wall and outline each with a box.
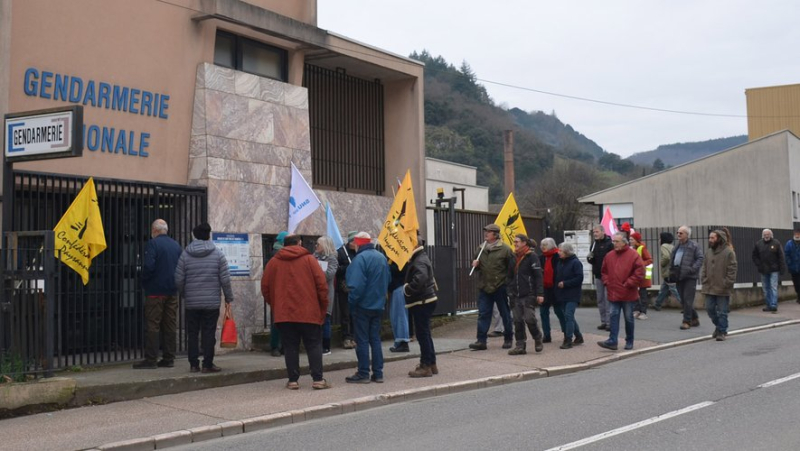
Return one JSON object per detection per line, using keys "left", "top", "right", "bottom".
{"left": 563, "top": 230, "right": 592, "bottom": 286}
{"left": 212, "top": 233, "right": 250, "bottom": 277}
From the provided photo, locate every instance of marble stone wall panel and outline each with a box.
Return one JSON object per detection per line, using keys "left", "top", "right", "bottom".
{"left": 209, "top": 181, "right": 289, "bottom": 234}
{"left": 273, "top": 106, "right": 310, "bottom": 151}
{"left": 208, "top": 180, "right": 240, "bottom": 232}
{"left": 206, "top": 137, "right": 294, "bottom": 167}
{"left": 203, "top": 63, "right": 235, "bottom": 94}
{"left": 283, "top": 84, "right": 308, "bottom": 109}
{"left": 189, "top": 135, "right": 207, "bottom": 158}
{"left": 187, "top": 157, "right": 208, "bottom": 185}
{"left": 234, "top": 71, "right": 261, "bottom": 100}
{"left": 259, "top": 77, "right": 285, "bottom": 104}
{"left": 291, "top": 150, "right": 312, "bottom": 172}
{"left": 191, "top": 88, "right": 206, "bottom": 137}
{"left": 207, "top": 157, "right": 225, "bottom": 180}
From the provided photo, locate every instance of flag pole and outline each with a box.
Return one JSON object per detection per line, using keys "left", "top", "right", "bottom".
{"left": 469, "top": 241, "right": 487, "bottom": 276}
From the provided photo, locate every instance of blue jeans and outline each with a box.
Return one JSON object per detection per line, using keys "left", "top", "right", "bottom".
{"left": 705, "top": 295, "right": 730, "bottom": 333}
{"left": 541, "top": 288, "right": 566, "bottom": 339}
{"left": 608, "top": 301, "right": 635, "bottom": 346}
{"left": 389, "top": 286, "right": 410, "bottom": 344}
{"left": 761, "top": 272, "right": 779, "bottom": 309}
{"left": 655, "top": 283, "right": 680, "bottom": 307}
{"left": 595, "top": 277, "right": 610, "bottom": 325}
{"left": 563, "top": 301, "right": 582, "bottom": 342}
{"left": 476, "top": 286, "right": 512, "bottom": 342}
{"left": 353, "top": 307, "right": 384, "bottom": 378}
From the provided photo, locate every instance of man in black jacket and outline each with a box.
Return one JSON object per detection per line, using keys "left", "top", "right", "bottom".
{"left": 336, "top": 232, "right": 357, "bottom": 348}
{"left": 587, "top": 226, "right": 614, "bottom": 330}
{"left": 507, "top": 234, "right": 544, "bottom": 355}
{"left": 752, "top": 229, "right": 787, "bottom": 313}
{"left": 405, "top": 241, "right": 438, "bottom": 378}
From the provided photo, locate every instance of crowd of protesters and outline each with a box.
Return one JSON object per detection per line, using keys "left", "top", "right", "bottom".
{"left": 136, "top": 217, "right": 800, "bottom": 389}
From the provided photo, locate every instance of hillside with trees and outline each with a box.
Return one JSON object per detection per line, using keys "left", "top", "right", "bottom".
{"left": 412, "top": 50, "right": 638, "bottom": 234}
{"left": 627, "top": 135, "right": 748, "bottom": 168}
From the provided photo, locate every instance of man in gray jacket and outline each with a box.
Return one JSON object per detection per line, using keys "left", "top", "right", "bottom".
{"left": 175, "top": 223, "right": 234, "bottom": 373}
{"left": 701, "top": 230, "right": 737, "bottom": 341}
{"left": 671, "top": 225, "right": 704, "bottom": 330}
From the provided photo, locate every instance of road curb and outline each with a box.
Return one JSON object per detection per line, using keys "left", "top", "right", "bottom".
{"left": 90, "top": 320, "right": 800, "bottom": 450}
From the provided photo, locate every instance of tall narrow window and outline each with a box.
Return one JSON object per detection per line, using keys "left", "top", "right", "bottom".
{"left": 213, "top": 31, "right": 287, "bottom": 82}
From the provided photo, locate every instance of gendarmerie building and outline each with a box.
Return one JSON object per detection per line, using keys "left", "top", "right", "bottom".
{"left": 0, "top": 0, "right": 424, "bottom": 363}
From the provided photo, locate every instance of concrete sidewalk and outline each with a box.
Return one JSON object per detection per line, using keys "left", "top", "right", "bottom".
{"left": 2, "top": 301, "right": 799, "bottom": 451}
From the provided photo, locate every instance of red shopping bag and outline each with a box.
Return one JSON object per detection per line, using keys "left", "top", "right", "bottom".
{"left": 220, "top": 303, "right": 238, "bottom": 348}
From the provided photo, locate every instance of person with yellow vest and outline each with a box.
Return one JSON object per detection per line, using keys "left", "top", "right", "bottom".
{"left": 630, "top": 232, "right": 653, "bottom": 320}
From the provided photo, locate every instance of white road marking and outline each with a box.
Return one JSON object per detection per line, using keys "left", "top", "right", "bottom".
{"left": 757, "top": 372, "right": 800, "bottom": 389}
{"left": 544, "top": 401, "right": 716, "bottom": 451}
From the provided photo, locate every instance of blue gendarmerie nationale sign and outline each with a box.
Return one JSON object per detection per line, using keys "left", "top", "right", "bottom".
{"left": 4, "top": 105, "right": 83, "bottom": 162}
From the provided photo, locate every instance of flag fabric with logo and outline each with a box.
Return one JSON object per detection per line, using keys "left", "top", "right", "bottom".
{"left": 378, "top": 170, "right": 419, "bottom": 270}
{"left": 326, "top": 202, "right": 344, "bottom": 250}
{"left": 601, "top": 207, "right": 618, "bottom": 237}
{"left": 287, "top": 162, "right": 321, "bottom": 234}
{"left": 494, "top": 192, "right": 527, "bottom": 247}
{"left": 53, "top": 177, "right": 107, "bottom": 285}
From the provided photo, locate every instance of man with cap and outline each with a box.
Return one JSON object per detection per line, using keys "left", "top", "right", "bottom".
{"left": 345, "top": 232, "right": 390, "bottom": 383}
{"left": 336, "top": 231, "right": 358, "bottom": 349}
{"left": 469, "top": 223, "right": 515, "bottom": 350}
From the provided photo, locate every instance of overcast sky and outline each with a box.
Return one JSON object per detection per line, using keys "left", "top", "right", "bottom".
{"left": 318, "top": 1, "right": 800, "bottom": 158}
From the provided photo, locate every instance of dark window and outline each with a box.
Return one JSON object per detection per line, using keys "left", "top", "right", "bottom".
{"left": 303, "top": 64, "right": 385, "bottom": 195}
{"left": 213, "top": 31, "right": 287, "bottom": 82}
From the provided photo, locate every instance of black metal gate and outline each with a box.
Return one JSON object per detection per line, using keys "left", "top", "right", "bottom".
{"left": 1, "top": 171, "right": 207, "bottom": 372}
{"left": 428, "top": 207, "right": 545, "bottom": 312}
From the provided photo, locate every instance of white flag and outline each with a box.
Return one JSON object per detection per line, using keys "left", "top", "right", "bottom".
{"left": 287, "top": 162, "right": 321, "bottom": 233}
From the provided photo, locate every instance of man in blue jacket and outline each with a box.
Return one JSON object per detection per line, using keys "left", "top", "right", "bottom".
{"left": 135, "top": 219, "right": 183, "bottom": 369}
{"left": 345, "top": 232, "right": 390, "bottom": 384}
{"left": 785, "top": 227, "right": 800, "bottom": 303}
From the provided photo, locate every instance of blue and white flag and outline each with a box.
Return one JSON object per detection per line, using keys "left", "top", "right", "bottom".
{"left": 326, "top": 202, "right": 345, "bottom": 250}
{"left": 287, "top": 162, "right": 321, "bottom": 234}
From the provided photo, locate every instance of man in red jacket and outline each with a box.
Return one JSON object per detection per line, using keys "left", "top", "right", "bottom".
{"left": 262, "top": 235, "right": 331, "bottom": 390}
{"left": 598, "top": 232, "right": 644, "bottom": 351}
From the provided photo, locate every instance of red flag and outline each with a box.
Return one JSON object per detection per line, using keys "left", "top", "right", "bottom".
{"left": 601, "top": 208, "right": 618, "bottom": 237}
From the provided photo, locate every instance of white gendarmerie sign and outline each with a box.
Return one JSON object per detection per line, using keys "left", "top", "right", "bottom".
{"left": 4, "top": 106, "right": 83, "bottom": 162}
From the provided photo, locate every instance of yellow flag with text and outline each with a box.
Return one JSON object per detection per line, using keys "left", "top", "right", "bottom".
{"left": 494, "top": 192, "right": 527, "bottom": 246}
{"left": 53, "top": 178, "right": 107, "bottom": 285}
{"left": 378, "top": 170, "right": 419, "bottom": 270}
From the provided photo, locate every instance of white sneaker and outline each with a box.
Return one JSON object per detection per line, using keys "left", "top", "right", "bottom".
{"left": 633, "top": 312, "right": 641, "bottom": 319}
{"left": 638, "top": 314, "right": 648, "bottom": 320}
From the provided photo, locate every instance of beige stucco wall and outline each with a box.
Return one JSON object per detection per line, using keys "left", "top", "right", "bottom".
{"left": 580, "top": 132, "right": 795, "bottom": 229}
{"left": 248, "top": 0, "right": 317, "bottom": 25}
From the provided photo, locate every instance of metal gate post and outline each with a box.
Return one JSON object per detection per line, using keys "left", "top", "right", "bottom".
{"left": 43, "top": 231, "right": 55, "bottom": 377}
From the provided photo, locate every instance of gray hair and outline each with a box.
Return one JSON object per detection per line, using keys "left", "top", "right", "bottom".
{"left": 152, "top": 219, "right": 168, "bottom": 234}
{"left": 679, "top": 225, "right": 691, "bottom": 237}
{"left": 592, "top": 225, "right": 604, "bottom": 233}
{"left": 558, "top": 242, "right": 575, "bottom": 256}
{"left": 613, "top": 232, "right": 629, "bottom": 245}
{"left": 540, "top": 237, "right": 556, "bottom": 251}
{"left": 763, "top": 229, "right": 773, "bottom": 237}
{"left": 317, "top": 236, "right": 336, "bottom": 256}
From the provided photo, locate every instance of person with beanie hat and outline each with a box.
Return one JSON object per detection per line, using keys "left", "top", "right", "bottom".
{"left": 784, "top": 226, "right": 800, "bottom": 303}
{"left": 701, "top": 229, "right": 737, "bottom": 341}
{"left": 174, "top": 222, "right": 234, "bottom": 373}
{"left": 653, "top": 232, "right": 681, "bottom": 310}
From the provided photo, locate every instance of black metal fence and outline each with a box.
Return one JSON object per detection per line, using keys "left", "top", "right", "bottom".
{"left": 428, "top": 207, "right": 544, "bottom": 311}
{"left": 0, "top": 171, "right": 207, "bottom": 375}
{"left": 632, "top": 225, "right": 793, "bottom": 285}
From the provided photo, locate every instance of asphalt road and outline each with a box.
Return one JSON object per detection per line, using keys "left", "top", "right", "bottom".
{"left": 176, "top": 325, "right": 800, "bottom": 451}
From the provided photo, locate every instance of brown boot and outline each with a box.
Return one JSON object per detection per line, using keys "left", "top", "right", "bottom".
{"left": 409, "top": 364, "right": 433, "bottom": 378}
{"left": 429, "top": 363, "right": 439, "bottom": 375}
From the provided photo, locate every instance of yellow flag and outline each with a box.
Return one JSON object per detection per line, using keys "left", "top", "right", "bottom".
{"left": 494, "top": 192, "right": 527, "bottom": 246}
{"left": 378, "top": 170, "right": 419, "bottom": 270}
{"left": 53, "top": 178, "right": 107, "bottom": 285}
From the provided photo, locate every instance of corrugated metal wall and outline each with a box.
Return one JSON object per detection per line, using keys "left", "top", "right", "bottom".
{"left": 746, "top": 84, "right": 800, "bottom": 140}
